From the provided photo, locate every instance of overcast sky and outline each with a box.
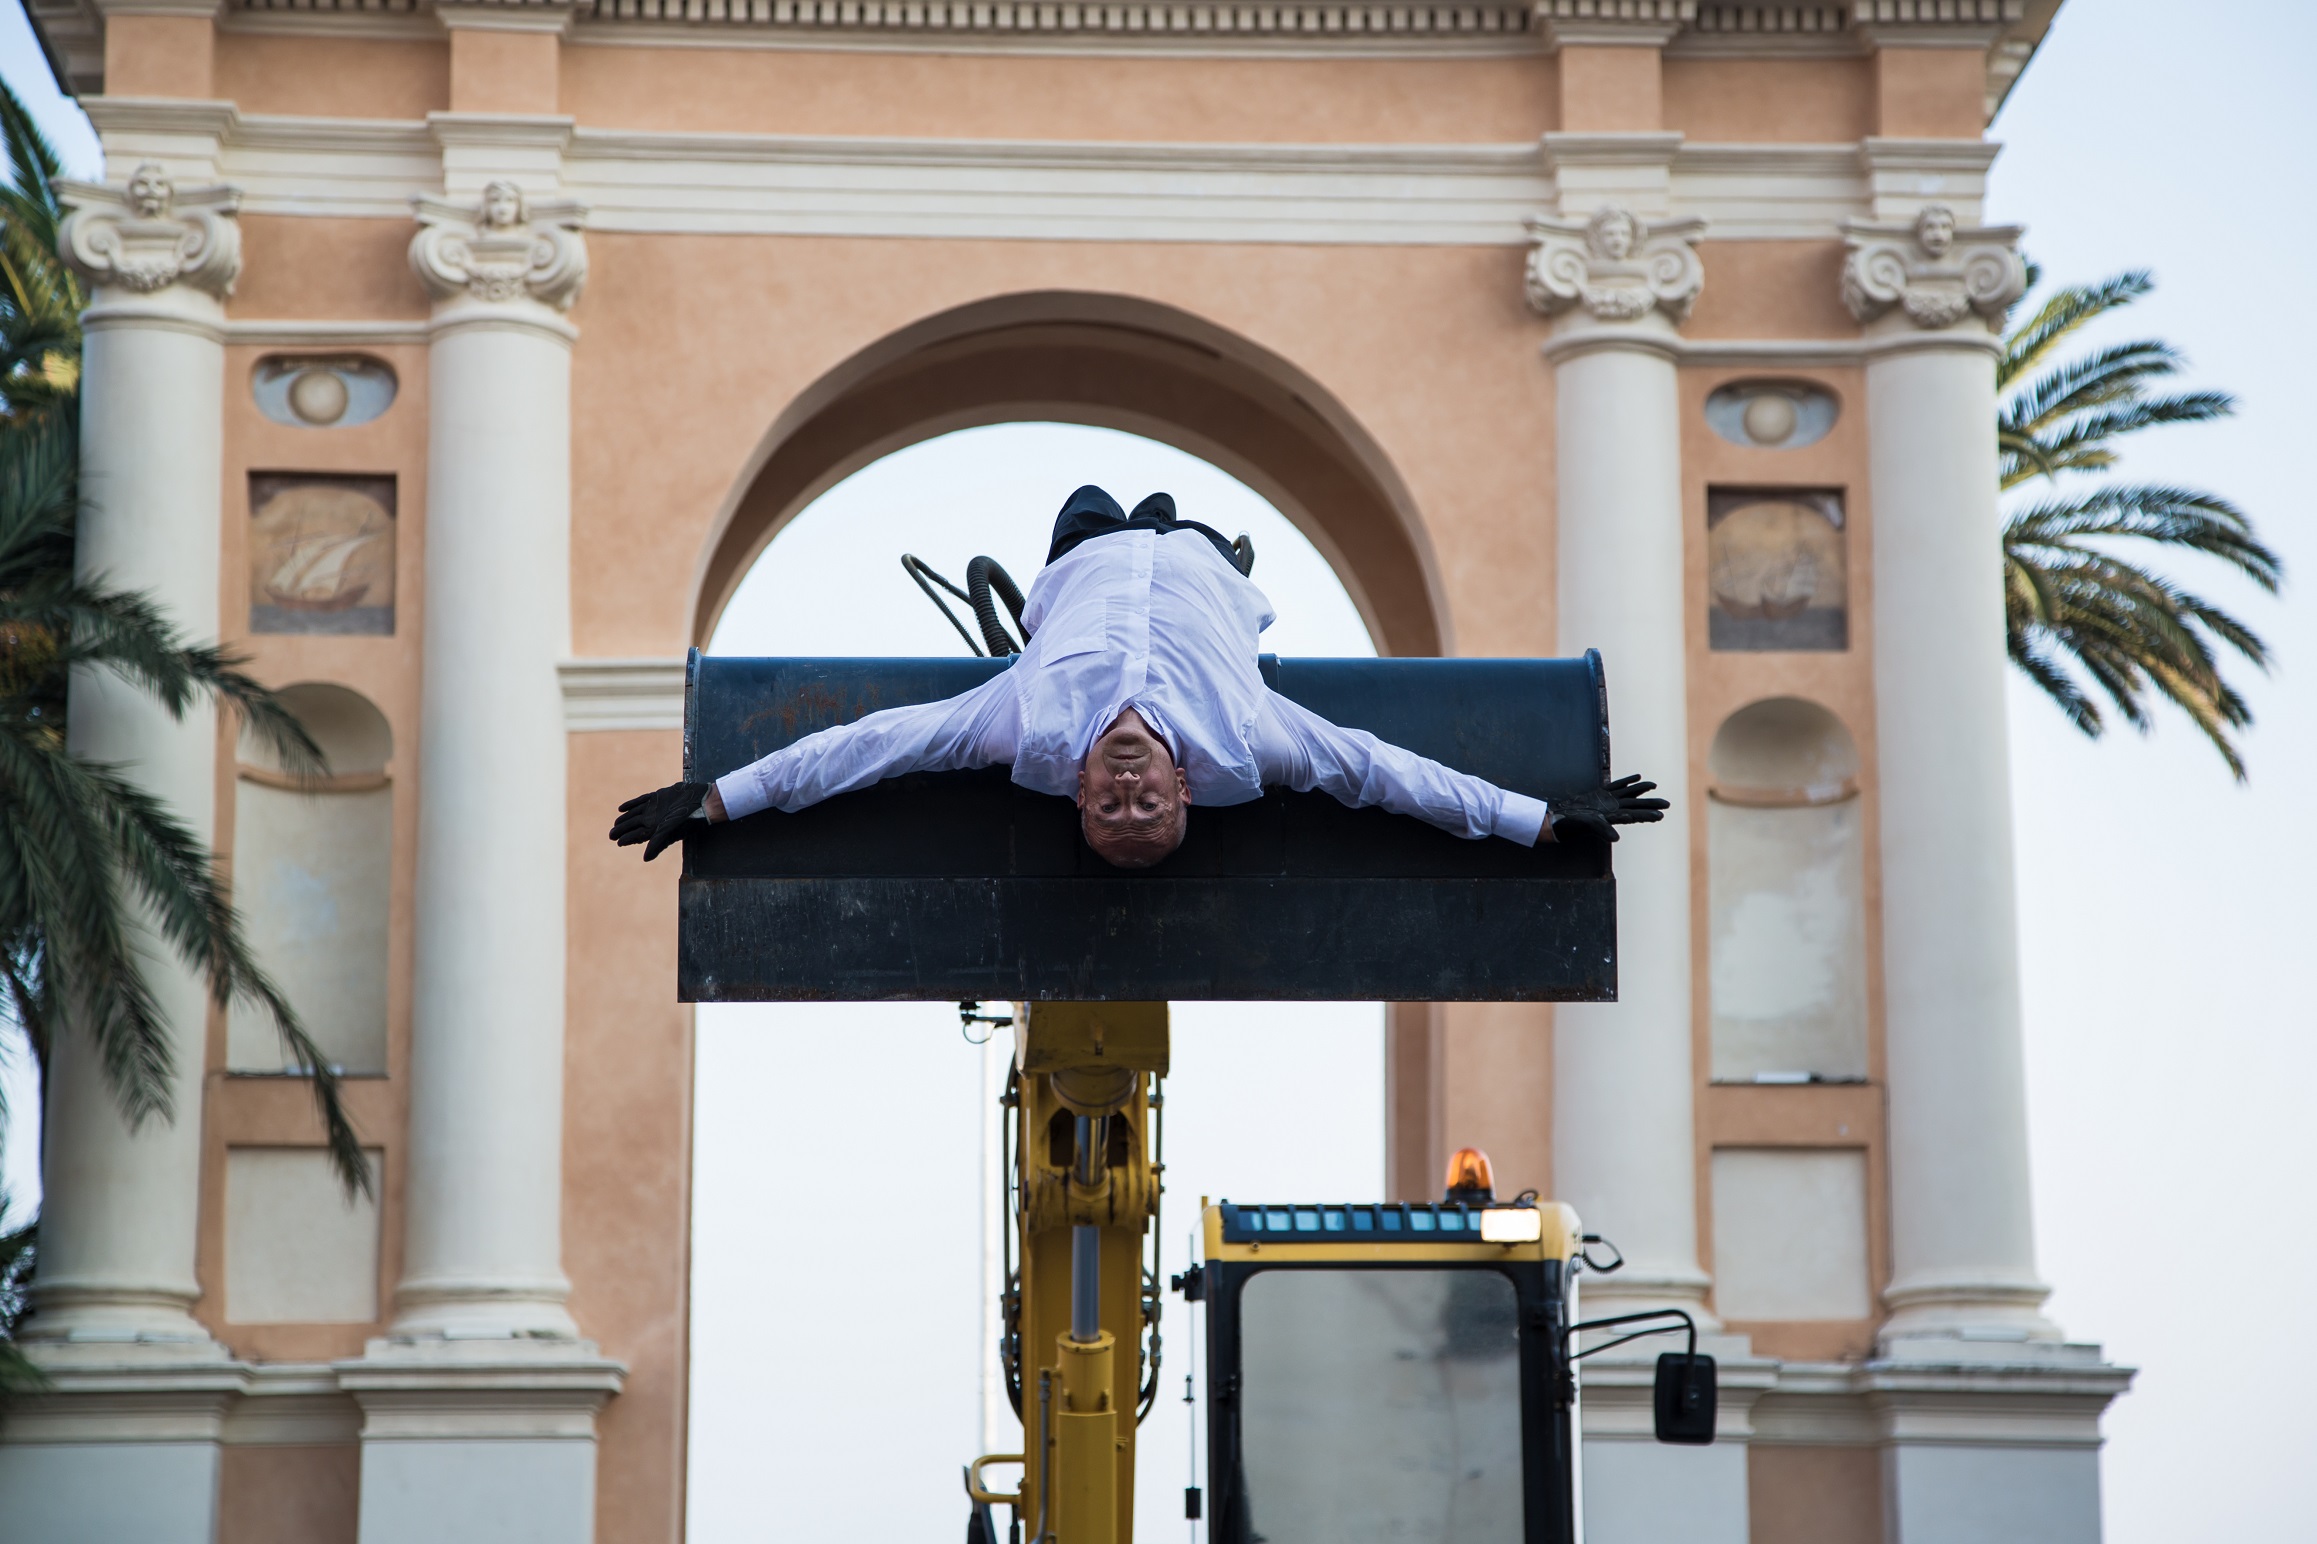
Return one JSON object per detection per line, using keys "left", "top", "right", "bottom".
{"left": 1, "top": 1, "right": 2309, "bottom": 1538}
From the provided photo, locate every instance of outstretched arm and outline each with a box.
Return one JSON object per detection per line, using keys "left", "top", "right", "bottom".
{"left": 1257, "top": 691, "right": 1552, "bottom": 843}
{"left": 610, "top": 673, "right": 1016, "bottom": 860}
{"left": 1255, "top": 692, "right": 1667, "bottom": 845}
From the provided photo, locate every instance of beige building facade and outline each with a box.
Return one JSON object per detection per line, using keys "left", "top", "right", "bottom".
{"left": 2, "top": 0, "right": 2131, "bottom": 1540}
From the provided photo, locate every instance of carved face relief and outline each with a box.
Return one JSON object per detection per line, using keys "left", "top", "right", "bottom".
{"left": 1914, "top": 205, "right": 1956, "bottom": 259}
{"left": 480, "top": 181, "right": 526, "bottom": 231}
{"left": 1590, "top": 208, "right": 1639, "bottom": 262}
{"left": 126, "top": 163, "right": 172, "bottom": 220}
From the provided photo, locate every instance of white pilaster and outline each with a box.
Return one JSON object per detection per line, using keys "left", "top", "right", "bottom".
{"left": 1843, "top": 206, "right": 2057, "bottom": 1348}
{"left": 1527, "top": 193, "right": 1752, "bottom": 1544}
{"left": 393, "top": 178, "right": 586, "bottom": 1345}
{"left": 1530, "top": 203, "right": 1711, "bottom": 1325}
{"left": 350, "top": 174, "right": 618, "bottom": 1544}
{"left": 31, "top": 162, "right": 240, "bottom": 1348}
{"left": 2, "top": 158, "right": 243, "bottom": 1544}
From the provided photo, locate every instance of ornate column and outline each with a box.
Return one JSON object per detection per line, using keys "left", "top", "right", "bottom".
{"left": 349, "top": 182, "right": 619, "bottom": 1544}
{"left": 394, "top": 180, "right": 587, "bottom": 1341}
{"left": 0, "top": 163, "right": 245, "bottom": 1544}
{"left": 32, "top": 164, "right": 242, "bottom": 1349}
{"left": 1529, "top": 206, "right": 1713, "bottom": 1324}
{"left": 1843, "top": 205, "right": 2060, "bottom": 1348}
{"left": 1531, "top": 201, "right": 1762, "bottom": 1544}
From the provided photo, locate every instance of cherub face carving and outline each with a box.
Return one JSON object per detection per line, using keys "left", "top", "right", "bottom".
{"left": 1915, "top": 204, "right": 1957, "bottom": 259}
{"left": 1590, "top": 208, "right": 1640, "bottom": 262}
{"left": 480, "top": 180, "right": 526, "bottom": 231}
{"left": 126, "top": 163, "right": 172, "bottom": 220}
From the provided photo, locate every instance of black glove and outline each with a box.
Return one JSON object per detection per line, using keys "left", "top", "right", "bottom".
{"left": 610, "top": 780, "right": 713, "bottom": 861}
{"left": 1550, "top": 774, "right": 1670, "bottom": 844}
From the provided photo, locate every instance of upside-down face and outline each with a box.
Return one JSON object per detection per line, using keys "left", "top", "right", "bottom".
{"left": 1076, "top": 708, "right": 1190, "bottom": 869}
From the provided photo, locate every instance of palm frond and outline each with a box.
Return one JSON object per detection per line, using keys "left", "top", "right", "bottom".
{"left": 0, "top": 1212, "right": 43, "bottom": 1391}
{"left": 0, "top": 729, "right": 175, "bottom": 1121}
{"left": 0, "top": 83, "right": 64, "bottom": 228}
{"left": 0, "top": 417, "right": 326, "bottom": 777}
{"left": 85, "top": 760, "right": 368, "bottom": 1194}
{"left": 1998, "top": 264, "right": 2278, "bottom": 777}
{"left": 2004, "top": 339, "right": 2191, "bottom": 437}
{"left": 0, "top": 732, "right": 367, "bottom": 1194}
{"left": 1999, "top": 269, "right": 2151, "bottom": 388}
{"left": 2005, "top": 486, "right": 2281, "bottom": 595}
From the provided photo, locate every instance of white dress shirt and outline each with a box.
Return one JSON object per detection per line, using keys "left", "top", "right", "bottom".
{"left": 715, "top": 526, "right": 1551, "bottom": 845}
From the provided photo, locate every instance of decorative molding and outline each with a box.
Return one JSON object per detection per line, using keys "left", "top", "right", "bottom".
{"left": 1841, "top": 203, "right": 2023, "bottom": 330}
{"left": 1670, "top": 3, "right": 1860, "bottom": 59}
{"left": 237, "top": 764, "right": 392, "bottom": 793}
{"left": 1709, "top": 778, "right": 1860, "bottom": 810}
{"left": 54, "top": 163, "right": 242, "bottom": 298}
{"left": 224, "top": 318, "right": 433, "bottom": 347}
{"left": 88, "top": 101, "right": 1973, "bottom": 249}
{"left": 1857, "top": 135, "right": 2000, "bottom": 225}
{"left": 435, "top": 0, "right": 579, "bottom": 30}
{"left": 585, "top": 0, "right": 1537, "bottom": 40}
{"left": 27, "top": 0, "right": 2056, "bottom": 89}
{"left": 561, "top": 131, "right": 1553, "bottom": 244}
{"left": 409, "top": 181, "right": 588, "bottom": 311}
{"left": 229, "top": 0, "right": 1541, "bottom": 48}
{"left": 1850, "top": 0, "right": 2020, "bottom": 48}
{"left": 1523, "top": 205, "right": 1705, "bottom": 325}
{"left": 1674, "top": 141, "right": 1866, "bottom": 238}
{"left": 337, "top": 1343, "right": 627, "bottom": 1442}
{"left": 1543, "top": 329, "right": 2000, "bottom": 366}
{"left": 559, "top": 658, "right": 686, "bottom": 732}
{"left": 1535, "top": 0, "right": 1692, "bottom": 49}
{"left": 1746, "top": 1349, "right": 2133, "bottom": 1449}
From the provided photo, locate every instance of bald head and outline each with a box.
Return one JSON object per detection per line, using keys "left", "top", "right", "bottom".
{"left": 1076, "top": 708, "right": 1190, "bottom": 869}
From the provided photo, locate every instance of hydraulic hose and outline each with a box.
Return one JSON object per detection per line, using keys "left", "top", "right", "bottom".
{"left": 967, "top": 555, "right": 1027, "bottom": 656}
{"left": 901, "top": 552, "right": 1029, "bottom": 657}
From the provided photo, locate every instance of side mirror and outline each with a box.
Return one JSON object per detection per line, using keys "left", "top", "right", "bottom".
{"left": 1652, "top": 1351, "right": 1717, "bottom": 1445}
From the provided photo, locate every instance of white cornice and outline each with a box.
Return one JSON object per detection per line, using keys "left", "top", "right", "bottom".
{"left": 566, "top": 131, "right": 1554, "bottom": 244}
{"left": 559, "top": 659, "right": 686, "bottom": 732}
{"left": 183, "top": 110, "right": 1971, "bottom": 245}
{"left": 31, "top": 0, "right": 2058, "bottom": 94}
{"left": 1675, "top": 2, "right": 1853, "bottom": 54}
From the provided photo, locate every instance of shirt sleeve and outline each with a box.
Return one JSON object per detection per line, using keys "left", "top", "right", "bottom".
{"left": 714, "top": 672, "right": 1018, "bottom": 820}
{"left": 1254, "top": 690, "right": 1551, "bottom": 845}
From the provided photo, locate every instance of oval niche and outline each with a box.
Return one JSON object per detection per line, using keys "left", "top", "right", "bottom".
{"left": 253, "top": 355, "right": 398, "bottom": 429}
{"left": 1704, "top": 380, "right": 1838, "bottom": 450}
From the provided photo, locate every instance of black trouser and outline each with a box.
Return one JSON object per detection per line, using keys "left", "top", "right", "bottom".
{"left": 1046, "top": 485, "right": 1243, "bottom": 571}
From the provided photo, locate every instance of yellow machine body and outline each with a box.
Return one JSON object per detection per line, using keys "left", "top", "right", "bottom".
{"left": 973, "top": 1001, "right": 1168, "bottom": 1544}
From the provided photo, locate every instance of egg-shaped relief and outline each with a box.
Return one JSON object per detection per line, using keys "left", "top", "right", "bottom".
{"left": 1704, "top": 380, "right": 1837, "bottom": 450}
{"left": 252, "top": 355, "right": 397, "bottom": 428}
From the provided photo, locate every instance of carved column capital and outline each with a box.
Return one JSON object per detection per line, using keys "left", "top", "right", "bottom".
{"left": 54, "top": 163, "right": 242, "bottom": 299}
{"left": 1523, "top": 206, "right": 1705, "bottom": 326}
{"left": 410, "top": 181, "right": 588, "bottom": 313}
{"left": 1842, "top": 204, "right": 2026, "bottom": 331}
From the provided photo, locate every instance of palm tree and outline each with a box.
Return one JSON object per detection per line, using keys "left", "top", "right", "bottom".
{"left": 0, "top": 79, "right": 366, "bottom": 1252}
{"left": 0, "top": 1204, "right": 33, "bottom": 1390}
{"left": 2000, "top": 264, "right": 2282, "bottom": 779}
{"left": 0, "top": 84, "right": 79, "bottom": 419}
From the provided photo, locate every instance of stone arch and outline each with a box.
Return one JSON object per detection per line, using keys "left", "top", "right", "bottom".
{"left": 689, "top": 290, "right": 1446, "bottom": 658}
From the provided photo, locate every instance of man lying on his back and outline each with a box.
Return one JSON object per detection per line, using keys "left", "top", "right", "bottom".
{"left": 611, "top": 485, "right": 1667, "bottom": 867}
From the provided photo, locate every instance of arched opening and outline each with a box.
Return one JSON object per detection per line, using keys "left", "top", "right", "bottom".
{"left": 686, "top": 422, "right": 1387, "bottom": 1543}
{"left": 229, "top": 683, "right": 395, "bottom": 1077}
{"left": 689, "top": 291, "right": 1446, "bottom": 658}
{"left": 1705, "top": 697, "right": 1867, "bottom": 1084}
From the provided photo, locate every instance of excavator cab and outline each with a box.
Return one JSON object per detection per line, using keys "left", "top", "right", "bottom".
{"left": 1185, "top": 1191, "right": 1582, "bottom": 1544}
